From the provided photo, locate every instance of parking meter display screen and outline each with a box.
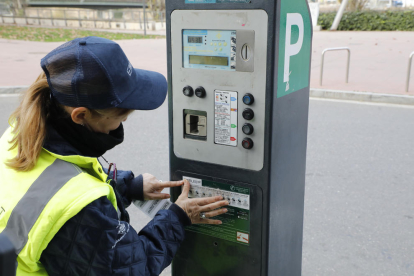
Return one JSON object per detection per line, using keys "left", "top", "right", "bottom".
{"left": 189, "top": 55, "right": 228, "bottom": 66}
{"left": 188, "top": 36, "right": 203, "bottom": 43}
{"left": 183, "top": 29, "right": 236, "bottom": 71}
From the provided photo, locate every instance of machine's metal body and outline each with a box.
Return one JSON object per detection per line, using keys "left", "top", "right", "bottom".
{"left": 167, "top": 1, "right": 312, "bottom": 275}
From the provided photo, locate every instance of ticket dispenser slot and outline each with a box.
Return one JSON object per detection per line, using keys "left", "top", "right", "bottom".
{"left": 184, "top": 110, "right": 207, "bottom": 141}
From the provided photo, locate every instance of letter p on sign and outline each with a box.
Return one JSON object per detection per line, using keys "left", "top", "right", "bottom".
{"left": 284, "top": 13, "right": 304, "bottom": 91}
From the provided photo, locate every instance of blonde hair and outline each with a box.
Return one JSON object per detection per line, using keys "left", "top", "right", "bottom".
{"left": 7, "top": 72, "right": 133, "bottom": 172}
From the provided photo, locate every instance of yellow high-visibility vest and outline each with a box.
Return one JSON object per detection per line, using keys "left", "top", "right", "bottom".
{"left": 0, "top": 127, "right": 117, "bottom": 275}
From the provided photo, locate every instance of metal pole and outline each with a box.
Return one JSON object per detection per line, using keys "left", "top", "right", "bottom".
{"left": 330, "top": 0, "right": 348, "bottom": 31}
{"left": 139, "top": 10, "right": 142, "bottom": 29}
{"left": 78, "top": 10, "right": 81, "bottom": 27}
{"left": 320, "top": 52, "right": 325, "bottom": 86}
{"left": 406, "top": 52, "right": 414, "bottom": 92}
{"left": 64, "top": 10, "right": 67, "bottom": 27}
{"left": 37, "top": 9, "right": 40, "bottom": 26}
{"left": 320, "top": 47, "right": 351, "bottom": 86}
{"left": 143, "top": 0, "right": 147, "bottom": 36}
{"left": 50, "top": 9, "right": 54, "bottom": 26}
{"left": 346, "top": 49, "right": 350, "bottom": 83}
{"left": 24, "top": 8, "right": 28, "bottom": 25}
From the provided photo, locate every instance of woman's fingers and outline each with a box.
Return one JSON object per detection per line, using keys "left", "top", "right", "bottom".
{"left": 179, "top": 180, "right": 190, "bottom": 198}
{"left": 203, "top": 208, "right": 228, "bottom": 218}
{"left": 147, "top": 193, "right": 170, "bottom": 200}
{"left": 194, "top": 195, "right": 224, "bottom": 206}
{"left": 157, "top": 180, "right": 184, "bottom": 189}
{"left": 199, "top": 200, "right": 229, "bottom": 212}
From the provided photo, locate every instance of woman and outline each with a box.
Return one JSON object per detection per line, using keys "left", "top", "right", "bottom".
{"left": 0, "top": 36, "right": 229, "bottom": 275}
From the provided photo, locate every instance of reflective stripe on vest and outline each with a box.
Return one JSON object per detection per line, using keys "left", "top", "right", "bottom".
{"left": 2, "top": 159, "right": 82, "bottom": 254}
{"left": 0, "top": 127, "right": 117, "bottom": 275}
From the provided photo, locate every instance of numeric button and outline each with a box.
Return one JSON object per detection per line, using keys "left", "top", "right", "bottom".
{"left": 195, "top": 87, "right": 206, "bottom": 98}
{"left": 242, "top": 138, "right": 254, "bottom": 149}
{"left": 242, "top": 108, "right": 254, "bottom": 120}
{"left": 242, "top": 123, "right": 254, "bottom": 135}
{"left": 243, "top": 93, "right": 254, "bottom": 105}
{"left": 183, "top": 86, "right": 193, "bottom": 97}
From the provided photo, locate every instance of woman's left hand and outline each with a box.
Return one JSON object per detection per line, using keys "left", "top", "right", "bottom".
{"left": 142, "top": 173, "right": 184, "bottom": 200}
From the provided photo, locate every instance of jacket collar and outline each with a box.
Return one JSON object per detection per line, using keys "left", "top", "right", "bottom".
{"left": 43, "top": 125, "right": 107, "bottom": 182}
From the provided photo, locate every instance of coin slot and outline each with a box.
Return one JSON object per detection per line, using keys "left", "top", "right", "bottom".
{"left": 241, "top": 44, "right": 251, "bottom": 61}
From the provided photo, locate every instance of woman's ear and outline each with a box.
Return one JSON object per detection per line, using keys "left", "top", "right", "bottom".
{"left": 71, "top": 107, "right": 89, "bottom": 125}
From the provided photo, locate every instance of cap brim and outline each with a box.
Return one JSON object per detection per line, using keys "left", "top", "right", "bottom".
{"left": 117, "top": 68, "right": 167, "bottom": 110}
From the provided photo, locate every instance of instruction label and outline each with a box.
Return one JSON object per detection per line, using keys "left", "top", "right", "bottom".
{"left": 183, "top": 176, "right": 250, "bottom": 246}
{"left": 215, "top": 90, "right": 238, "bottom": 147}
{"left": 185, "top": 0, "right": 250, "bottom": 3}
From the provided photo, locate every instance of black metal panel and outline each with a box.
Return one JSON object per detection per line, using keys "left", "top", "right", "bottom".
{"left": 267, "top": 87, "right": 310, "bottom": 275}
{"left": 171, "top": 171, "right": 263, "bottom": 276}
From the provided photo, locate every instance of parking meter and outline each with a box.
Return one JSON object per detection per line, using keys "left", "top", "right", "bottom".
{"left": 167, "top": 0, "right": 312, "bottom": 275}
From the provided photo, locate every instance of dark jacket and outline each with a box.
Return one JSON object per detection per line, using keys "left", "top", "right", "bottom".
{"left": 40, "top": 126, "right": 191, "bottom": 275}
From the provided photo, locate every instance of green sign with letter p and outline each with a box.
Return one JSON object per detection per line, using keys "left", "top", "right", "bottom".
{"left": 277, "top": 0, "right": 312, "bottom": 98}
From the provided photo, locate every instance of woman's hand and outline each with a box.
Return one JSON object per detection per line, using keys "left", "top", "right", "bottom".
{"left": 143, "top": 173, "right": 184, "bottom": 200}
{"left": 175, "top": 180, "right": 229, "bottom": 225}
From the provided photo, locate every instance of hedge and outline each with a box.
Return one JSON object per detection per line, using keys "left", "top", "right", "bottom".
{"left": 318, "top": 11, "right": 414, "bottom": 31}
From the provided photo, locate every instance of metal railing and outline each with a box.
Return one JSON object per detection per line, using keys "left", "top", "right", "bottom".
{"left": 320, "top": 47, "right": 351, "bottom": 86}
{"left": 0, "top": 8, "right": 166, "bottom": 32}
{"left": 406, "top": 51, "right": 414, "bottom": 92}
{"left": 27, "top": 0, "right": 145, "bottom": 7}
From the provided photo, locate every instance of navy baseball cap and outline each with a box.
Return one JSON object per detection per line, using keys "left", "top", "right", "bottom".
{"left": 41, "top": 36, "right": 167, "bottom": 110}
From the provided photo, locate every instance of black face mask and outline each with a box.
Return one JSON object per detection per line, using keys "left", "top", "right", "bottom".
{"left": 47, "top": 105, "right": 124, "bottom": 157}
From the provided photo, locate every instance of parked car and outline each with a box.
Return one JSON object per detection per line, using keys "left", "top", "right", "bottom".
{"left": 392, "top": 0, "right": 403, "bottom": 7}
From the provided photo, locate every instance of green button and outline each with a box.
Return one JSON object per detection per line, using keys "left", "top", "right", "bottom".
{"left": 231, "top": 124, "right": 237, "bottom": 128}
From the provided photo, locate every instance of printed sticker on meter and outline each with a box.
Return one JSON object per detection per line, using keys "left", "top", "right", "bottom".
{"left": 214, "top": 90, "right": 238, "bottom": 146}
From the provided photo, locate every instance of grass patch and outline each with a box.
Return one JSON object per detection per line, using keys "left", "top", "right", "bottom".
{"left": 0, "top": 25, "right": 163, "bottom": 42}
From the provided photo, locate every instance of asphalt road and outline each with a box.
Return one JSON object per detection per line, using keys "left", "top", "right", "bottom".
{"left": 0, "top": 96, "right": 413, "bottom": 276}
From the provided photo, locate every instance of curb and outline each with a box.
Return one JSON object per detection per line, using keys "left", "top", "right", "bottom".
{"left": 1, "top": 86, "right": 413, "bottom": 106}
{"left": 0, "top": 86, "right": 29, "bottom": 94}
{"left": 310, "top": 89, "right": 414, "bottom": 106}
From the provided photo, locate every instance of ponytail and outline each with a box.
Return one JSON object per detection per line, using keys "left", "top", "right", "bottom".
{"left": 6, "top": 72, "right": 51, "bottom": 171}
{"left": 6, "top": 72, "right": 134, "bottom": 172}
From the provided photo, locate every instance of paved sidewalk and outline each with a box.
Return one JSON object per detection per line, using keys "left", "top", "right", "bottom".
{"left": 0, "top": 31, "right": 413, "bottom": 95}
{"left": 311, "top": 31, "right": 414, "bottom": 96}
